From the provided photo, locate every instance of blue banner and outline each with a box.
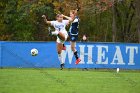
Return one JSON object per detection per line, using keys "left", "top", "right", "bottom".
{"left": 0, "top": 41, "right": 140, "bottom": 69}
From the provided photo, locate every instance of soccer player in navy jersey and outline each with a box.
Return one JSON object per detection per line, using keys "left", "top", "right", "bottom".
{"left": 63, "top": 9, "right": 81, "bottom": 64}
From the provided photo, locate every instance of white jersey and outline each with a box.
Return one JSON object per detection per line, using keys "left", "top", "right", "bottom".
{"left": 51, "top": 20, "right": 69, "bottom": 32}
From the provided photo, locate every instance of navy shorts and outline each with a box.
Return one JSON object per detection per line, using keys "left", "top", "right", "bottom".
{"left": 69, "top": 33, "right": 78, "bottom": 42}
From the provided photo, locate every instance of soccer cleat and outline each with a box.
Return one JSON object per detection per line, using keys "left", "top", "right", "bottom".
{"left": 62, "top": 44, "right": 66, "bottom": 50}
{"left": 60, "top": 63, "right": 65, "bottom": 70}
{"left": 75, "top": 58, "right": 81, "bottom": 65}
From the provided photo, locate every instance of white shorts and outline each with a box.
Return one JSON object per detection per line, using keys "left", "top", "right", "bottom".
{"left": 56, "top": 31, "right": 68, "bottom": 44}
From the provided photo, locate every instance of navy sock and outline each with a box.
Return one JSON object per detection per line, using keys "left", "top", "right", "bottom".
{"left": 74, "top": 51, "right": 79, "bottom": 60}
{"left": 63, "top": 44, "right": 65, "bottom": 47}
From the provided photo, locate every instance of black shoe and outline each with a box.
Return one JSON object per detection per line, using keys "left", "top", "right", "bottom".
{"left": 60, "top": 63, "right": 65, "bottom": 70}
{"left": 48, "top": 27, "right": 52, "bottom": 36}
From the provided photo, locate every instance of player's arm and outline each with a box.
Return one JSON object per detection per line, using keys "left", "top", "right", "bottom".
{"left": 62, "top": 15, "right": 73, "bottom": 22}
{"left": 42, "top": 15, "right": 51, "bottom": 24}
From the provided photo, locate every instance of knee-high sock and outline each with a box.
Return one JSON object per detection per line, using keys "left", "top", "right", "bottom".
{"left": 74, "top": 51, "right": 79, "bottom": 60}
{"left": 58, "top": 53, "right": 64, "bottom": 64}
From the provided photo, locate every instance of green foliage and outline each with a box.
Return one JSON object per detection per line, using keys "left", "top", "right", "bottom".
{"left": 0, "top": 0, "right": 55, "bottom": 41}
{"left": 0, "top": 0, "right": 139, "bottom": 42}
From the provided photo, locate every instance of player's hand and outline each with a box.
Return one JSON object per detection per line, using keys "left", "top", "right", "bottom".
{"left": 42, "top": 15, "right": 46, "bottom": 19}
{"left": 42, "top": 15, "right": 47, "bottom": 22}
{"left": 62, "top": 14, "right": 64, "bottom": 17}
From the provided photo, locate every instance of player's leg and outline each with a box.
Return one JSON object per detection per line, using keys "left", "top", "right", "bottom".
{"left": 62, "top": 44, "right": 66, "bottom": 50}
{"left": 69, "top": 34, "right": 81, "bottom": 64}
{"left": 58, "top": 32, "right": 66, "bottom": 41}
{"left": 70, "top": 41, "right": 81, "bottom": 64}
{"left": 56, "top": 32, "right": 68, "bottom": 70}
{"left": 51, "top": 30, "right": 66, "bottom": 41}
{"left": 62, "top": 32, "right": 69, "bottom": 50}
{"left": 57, "top": 42, "right": 64, "bottom": 70}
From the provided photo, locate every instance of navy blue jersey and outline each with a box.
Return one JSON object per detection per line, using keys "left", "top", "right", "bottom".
{"left": 69, "top": 16, "right": 79, "bottom": 41}
{"left": 69, "top": 16, "right": 79, "bottom": 36}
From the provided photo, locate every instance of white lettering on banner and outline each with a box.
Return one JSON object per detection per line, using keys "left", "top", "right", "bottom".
{"left": 62, "top": 45, "right": 74, "bottom": 64}
{"left": 96, "top": 45, "right": 108, "bottom": 64}
{"left": 79, "top": 45, "right": 94, "bottom": 64}
{"left": 87, "top": 45, "right": 94, "bottom": 64}
{"left": 62, "top": 45, "right": 139, "bottom": 65}
{"left": 111, "top": 46, "right": 125, "bottom": 65}
{"left": 126, "top": 46, "right": 138, "bottom": 65}
{"left": 79, "top": 45, "right": 85, "bottom": 64}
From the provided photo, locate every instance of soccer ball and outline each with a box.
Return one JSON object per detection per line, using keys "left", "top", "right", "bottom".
{"left": 31, "top": 48, "right": 38, "bottom": 56}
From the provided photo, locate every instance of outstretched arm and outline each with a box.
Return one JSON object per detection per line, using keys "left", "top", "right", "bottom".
{"left": 62, "top": 15, "right": 73, "bottom": 22}
{"left": 42, "top": 15, "right": 51, "bottom": 24}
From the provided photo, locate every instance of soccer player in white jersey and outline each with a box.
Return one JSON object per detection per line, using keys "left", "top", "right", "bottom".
{"left": 42, "top": 14, "right": 69, "bottom": 70}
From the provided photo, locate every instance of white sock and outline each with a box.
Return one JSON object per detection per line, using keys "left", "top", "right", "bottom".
{"left": 58, "top": 53, "right": 64, "bottom": 64}
{"left": 52, "top": 31, "right": 59, "bottom": 35}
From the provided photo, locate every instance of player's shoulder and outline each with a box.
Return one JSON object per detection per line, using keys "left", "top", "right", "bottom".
{"left": 50, "top": 20, "right": 57, "bottom": 26}
{"left": 73, "top": 16, "right": 79, "bottom": 23}
{"left": 75, "top": 16, "right": 79, "bottom": 19}
{"left": 63, "top": 20, "right": 69, "bottom": 22}
{"left": 51, "top": 20, "right": 57, "bottom": 23}
{"left": 75, "top": 16, "right": 80, "bottom": 21}
{"left": 62, "top": 20, "right": 69, "bottom": 24}
{"left": 51, "top": 20, "right": 57, "bottom": 22}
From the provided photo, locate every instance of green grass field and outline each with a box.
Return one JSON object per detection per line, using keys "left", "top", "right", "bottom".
{"left": 0, "top": 68, "right": 140, "bottom": 93}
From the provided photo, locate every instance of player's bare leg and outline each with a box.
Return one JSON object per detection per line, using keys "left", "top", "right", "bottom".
{"left": 51, "top": 31, "right": 66, "bottom": 49}
{"left": 70, "top": 41, "right": 81, "bottom": 64}
{"left": 58, "top": 33, "right": 66, "bottom": 50}
{"left": 51, "top": 31, "right": 65, "bottom": 41}
{"left": 57, "top": 32, "right": 65, "bottom": 41}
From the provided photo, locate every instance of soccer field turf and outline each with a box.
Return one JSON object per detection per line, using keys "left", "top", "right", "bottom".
{"left": 0, "top": 68, "right": 140, "bottom": 93}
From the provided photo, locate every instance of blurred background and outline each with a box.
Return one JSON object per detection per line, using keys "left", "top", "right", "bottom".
{"left": 0, "top": 0, "right": 140, "bottom": 43}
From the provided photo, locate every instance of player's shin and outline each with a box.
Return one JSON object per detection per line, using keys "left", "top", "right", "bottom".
{"left": 73, "top": 50, "right": 81, "bottom": 64}
{"left": 58, "top": 53, "right": 65, "bottom": 70}
{"left": 58, "top": 53, "right": 64, "bottom": 64}
{"left": 74, "top": 51, "right": 79, "bottom": 60}
{"left": 71, "top": 46, "right": 79, "bottom": 60}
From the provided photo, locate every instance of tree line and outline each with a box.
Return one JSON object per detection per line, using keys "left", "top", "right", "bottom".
{"left": 0, "top": 0, "right": 140, "bottom": 43}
